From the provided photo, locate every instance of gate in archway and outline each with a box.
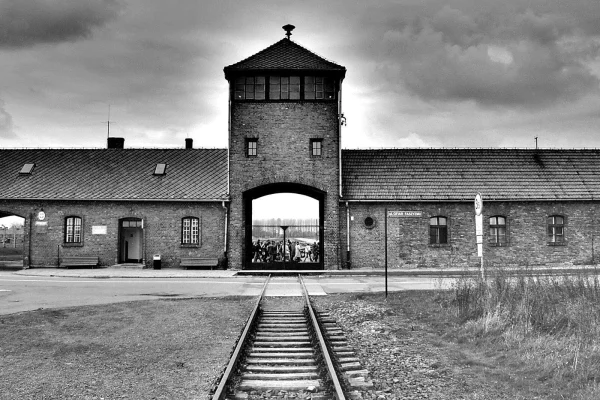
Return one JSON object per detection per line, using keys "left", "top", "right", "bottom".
{"left": 248, "top": 223, "right": 320, "bottom": 270}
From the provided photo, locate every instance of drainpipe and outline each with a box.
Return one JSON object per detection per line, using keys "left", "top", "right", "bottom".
{"left": 222, "top": 201, "right": 228, "bottom": 254}
{"left": 142, "top": 217, "right": 146, "bottom": 267}
{"left": 346, "top": 201, "right": 351, "bottom": 269}
{"left": 27, "top": 213, "right": 32, "bottom": 268}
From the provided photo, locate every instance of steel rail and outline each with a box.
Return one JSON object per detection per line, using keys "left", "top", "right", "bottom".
{"left": 211, "top": 275, "right": 271, "bottom": 400}
{"left": 299, "top": 275, "right": 346, "bottom": 400}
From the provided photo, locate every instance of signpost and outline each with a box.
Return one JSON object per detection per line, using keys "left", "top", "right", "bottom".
{"left": 384, "top": 210, "right": 423, "bottom": 298}
{"left": 474, "top": 193, "right": 484, "bottom": 279}
{"left": 384, "top": 209, "right": 388, "bottom": 298}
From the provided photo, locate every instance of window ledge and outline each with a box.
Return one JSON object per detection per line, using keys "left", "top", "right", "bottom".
{"left": 233, "top": 99, "right": 336, "bottom": 103}
{"left": 429, "top": 243, "right": 450, "bottom": 248}
{"left": 547, "top": 242, "right": 567, "bottom": 246}
{"left": 181, "top": 244, "right": 199, "bottom": 248}
{"left": 489, "top": 243, "right": 509, "bottom": 247}
{"left": 63, "top": 243, "right": 83, "bottom": 247}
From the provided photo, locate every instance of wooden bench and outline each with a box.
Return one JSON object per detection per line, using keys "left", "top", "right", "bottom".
{"left": 180, "top": 257, "right": 219, "bottom": 270}
{"left": 60, "top": 256, "right": 99, "bottom": 269}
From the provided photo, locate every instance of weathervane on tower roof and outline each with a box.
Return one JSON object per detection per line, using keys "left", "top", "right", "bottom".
{"left": 283, "top": 24, "right": 295, "bottom": 39}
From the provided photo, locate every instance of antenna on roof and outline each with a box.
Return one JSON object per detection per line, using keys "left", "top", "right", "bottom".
{"left": 535, "top": 136, "right": 538, "bottom": 150}
{"left": 104, "top": 104, "right": 116, "bottom": 139}
{"left": 283, "top": 24, "right": 295, "bottom": 39}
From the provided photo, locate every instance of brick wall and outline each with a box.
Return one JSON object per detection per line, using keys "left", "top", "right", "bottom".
{"left": 340, "top": 201, "right": 600, "bottom": 269}
{"left": 0, "top": 200, "right": 225, "bottom": 268}
{"left": 228, "top": 101, "right": 341, "bottom": 269}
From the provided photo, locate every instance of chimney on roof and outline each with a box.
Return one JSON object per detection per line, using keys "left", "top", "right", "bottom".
{"left": 283, "top": 24, "right": 295, "bottom": 39}
{"left": 185, "top": 138, "right": 193, "bottom": 149}
{"left": 107, "top": 137, "right": 125, "bottom": 149}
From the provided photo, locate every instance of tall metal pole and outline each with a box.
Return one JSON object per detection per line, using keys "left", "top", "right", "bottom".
{"left": 281, "top": 226, "right": 288, "bottom": 270}
{"left": 384, "top": 208, "right": 388, "bottom": 298}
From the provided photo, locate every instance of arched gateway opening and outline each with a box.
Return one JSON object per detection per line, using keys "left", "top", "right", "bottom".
{"left": 243, "top": 183, "right": 324, "bottom": 270}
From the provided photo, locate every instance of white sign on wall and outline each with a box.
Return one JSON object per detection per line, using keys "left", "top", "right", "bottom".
{"left": 387, "top": 210, "right": 423, "bottom": 218}
{"left": 92, "top": 226, "right": 107, "bottom": 235}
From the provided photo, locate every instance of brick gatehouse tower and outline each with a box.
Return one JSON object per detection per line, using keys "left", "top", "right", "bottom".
{"left": 224, "top": 25, "right": 346, "bottom": 270}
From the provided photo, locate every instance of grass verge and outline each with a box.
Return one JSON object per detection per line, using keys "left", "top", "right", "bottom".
{"left": 446, "top": 268, "right": 600, "bottom": 399}
{"left": 0, "top": 297, "right": 254, "bottom": 399}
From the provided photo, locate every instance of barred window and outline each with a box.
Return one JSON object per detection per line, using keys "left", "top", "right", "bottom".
{"left": 269, "top": 76, "right": 300, "bottom": 100}
{"left": 429, "top": 216, "right": 448, "bottom": 244}
{"left": 182, "top": 217, "right": 199, "bottom": 245}
{"left": 234, "top": 76, "right": 265, "bottom": 100}
{"left": 65, "top": 216, "right": 82, "bottom": 243}
{"left": 548, "top": 215, "right": 565, "bottom": 244}
{"left": 489, "top": 216, "right": 507, "bottom": 245}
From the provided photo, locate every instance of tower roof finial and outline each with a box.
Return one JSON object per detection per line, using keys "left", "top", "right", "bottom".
{"left": 282, "top": 24, "right": 295, "bottom": 39}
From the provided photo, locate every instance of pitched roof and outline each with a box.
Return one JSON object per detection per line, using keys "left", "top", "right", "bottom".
{"left": 342, "top": 149, "right": 600, "bottom": 201}
{"left": 0, "top": 148, "right": 228, "bottom": 201}
{"left": 224, "top": 38, "right": 345, "bottom": 78}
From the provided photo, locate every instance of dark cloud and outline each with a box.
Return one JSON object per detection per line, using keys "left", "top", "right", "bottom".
{"left": 0, "top": 100, "right": 15, "bottom": 138}
{"left": 378, "top": 5, "right": 600, "bottom": 108}
{"left": 0, "top": 0, "right": 121, "bottom": 48}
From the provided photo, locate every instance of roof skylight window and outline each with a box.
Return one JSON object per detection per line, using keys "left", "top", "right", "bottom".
{"left": 19, "top": 163, "right": 35, "bottom": 174}
{"left": 154, "top": 163, "right": 167, "bottom": 175}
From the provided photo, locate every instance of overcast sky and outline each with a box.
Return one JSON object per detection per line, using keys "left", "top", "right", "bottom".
{"left": 0, "top": 0, "right": 599, "bottom": 150}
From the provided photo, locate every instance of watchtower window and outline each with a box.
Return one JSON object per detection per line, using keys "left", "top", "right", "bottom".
{"left": 305, "top": 76, "right": 335, "bottom": 100}
{"left": 310, "top": 139, "right": 322, "bottom": 157}
{"left": 269, "top": 76, "right": 300, "bottom": 100}
{"left": 246, "top": 138, "right": 258, "bottom": 157}
{"left": 235, "top": 76, "right": 265, "bottom": 100}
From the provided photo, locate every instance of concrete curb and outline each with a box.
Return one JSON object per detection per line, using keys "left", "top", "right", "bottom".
{"left": 7, "top": 265, "right": 599, "bottom": 278}
{"left": 235, "top": 267, "right": 600, "bottom": 277}
{"left": 10, "top": 268, "right": 238, "bottom": 279}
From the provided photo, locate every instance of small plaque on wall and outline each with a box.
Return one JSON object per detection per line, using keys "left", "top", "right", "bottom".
{"left": 92, "top": 225, "right": 107, "bottom": 235}
{"left": 35, "top": 221, "right": 48, "bottom": 233}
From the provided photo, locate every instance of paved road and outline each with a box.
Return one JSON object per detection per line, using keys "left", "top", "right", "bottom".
{"left": 0, "top": 272, "right": 447, "bottom": 315}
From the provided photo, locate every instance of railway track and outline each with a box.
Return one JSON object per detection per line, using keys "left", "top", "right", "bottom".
{"left": 210, "top": 275, "right": 348, "bottom": 400}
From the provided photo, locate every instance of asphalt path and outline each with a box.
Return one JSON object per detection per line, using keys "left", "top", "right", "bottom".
{"left": 0, "top": 272, "right": 449, "bottom": 315}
